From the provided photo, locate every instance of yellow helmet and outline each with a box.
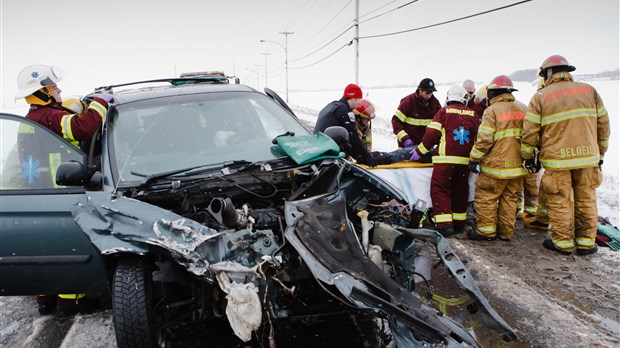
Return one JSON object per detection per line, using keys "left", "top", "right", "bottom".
{"left": 62, "top": 96, "right": 88, "bottom": 115}
{"left": 474, "top": 84, "right": 488, "bottom": 104}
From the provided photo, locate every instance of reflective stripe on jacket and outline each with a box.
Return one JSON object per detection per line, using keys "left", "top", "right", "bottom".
{"left": 391, "top": 92, "right": 441, "bottom": 146}
{"left": 417, "top": 103, "right": 480, "bottom": 165}
{"left": 470, "top": 93, "right": 527, "bottom": 179}
{"left": 26, "top": 98, "right": 108, "bottom": 147}
{"left": 521, "top": 73, "right": 610, "bottom": 170}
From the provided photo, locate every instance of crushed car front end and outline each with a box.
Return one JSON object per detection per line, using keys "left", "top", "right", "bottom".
{"left": 70, "top": 80, "right": 515, "bottom": 347}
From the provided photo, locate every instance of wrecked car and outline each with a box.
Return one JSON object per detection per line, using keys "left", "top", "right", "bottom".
{"left": 0, "top": 77, "right": 516, "bottom": 347}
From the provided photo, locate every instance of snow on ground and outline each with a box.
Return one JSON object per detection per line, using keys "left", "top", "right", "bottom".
{"left": 289, "top": 80, "right": 620, "bottom": 225}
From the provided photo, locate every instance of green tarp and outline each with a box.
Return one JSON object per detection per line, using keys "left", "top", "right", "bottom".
{"left": 275, "top": 132, "right": 344, "bottom": 165}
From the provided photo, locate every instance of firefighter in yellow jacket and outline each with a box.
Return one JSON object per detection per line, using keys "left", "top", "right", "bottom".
{"left": 468, "top": 75, "right": 527, "bottom": 241}
{"left": 521, "top": 55, "right": 610, "bottom": 255}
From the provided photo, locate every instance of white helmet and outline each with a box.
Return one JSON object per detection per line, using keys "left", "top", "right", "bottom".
{"left": 446, "top": 85, "right": 468, "bottom": 105}
{"left": 15, "top": 64, "right": 63, "bottom": 100}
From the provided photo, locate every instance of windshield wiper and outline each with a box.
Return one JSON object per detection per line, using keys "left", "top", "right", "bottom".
{"left": 130, "top": 160, "right": 256, "bottom": 188}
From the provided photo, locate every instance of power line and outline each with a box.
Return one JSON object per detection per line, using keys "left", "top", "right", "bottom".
{"left": 290, "top": 41, "right": 353, "bottom": 69}
{"left": 289, "top": 24, "right": 355, "bottom": 63}
{"left": 289, "top": 0, "right": 335, "bottom": 34}
{"left": 289, "top": 0, "right": 353, "bottom": 57}
{"left": 282, "top": 0, "right": 316, "bottom": 31}
{"left": 360, "top": 0, "right": 533, "bottom": 39}
{"left": 359, "top": 0, "right": 419, "bottom": 24}
{"left": 358, "top": 0, "right": 398, "bottom": 20}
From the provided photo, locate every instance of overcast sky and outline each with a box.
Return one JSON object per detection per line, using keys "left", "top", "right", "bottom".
{"left": 1, "top": 0, "right": 618, "bottom": 108}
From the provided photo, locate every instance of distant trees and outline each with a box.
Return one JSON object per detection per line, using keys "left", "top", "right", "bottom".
{"left": 509, "top": 69, "right": 538, "bottom": 82}
{"left": 508, "top": 68, "right": 619, "bottom": 82}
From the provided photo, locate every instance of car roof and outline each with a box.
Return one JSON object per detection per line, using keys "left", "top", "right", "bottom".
{"left": 93, "top": 78, "right": 258, "bottom": 104}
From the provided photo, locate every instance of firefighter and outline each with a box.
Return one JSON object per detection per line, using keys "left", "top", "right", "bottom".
{"left": 15, "top": 64, "right": 113, "bottom": 315}
{"left": 353, "top": 99, "right": 375, "bottom": 151}
{"left": 463, "top": 79, "right": 487, "bottom": 119}
{"left": 314, "top": 84, "right": 377, "bottom": 167}
{"left": 16, "top": 64, "right": 112, "bottom": 147}
{"left": 409, "top": 85, "right": 480, "bottom": 236}
{"left": 521, "top": 55, "right": 610, "bottom": 255}
{"left": 468, "top": 75, "right": 527, "bottom": 241}
{"left": 391, "top": 78, "right": 441, "bottom": 148}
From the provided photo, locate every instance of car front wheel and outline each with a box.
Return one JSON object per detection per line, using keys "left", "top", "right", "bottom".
{"left": 112, "top": 258, "right": 160, "bottom": 348}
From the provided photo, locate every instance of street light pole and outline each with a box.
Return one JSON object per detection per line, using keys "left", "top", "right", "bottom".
{"left": 279, "top": 31, "right": 293, "bottom": 103}
{"left": 260, "top": 31, "right": 293, "bottom": 103}
{"left": 261, "top": 52, "right": 270, "bottom": 88}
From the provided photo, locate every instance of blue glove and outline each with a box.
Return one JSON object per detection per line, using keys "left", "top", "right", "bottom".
{"left": 402, "top": 139, "right": 414, "bottom": 148}
{"left": 409, "top": 148, "right": 422, "bottom": 161}
{"left": 96, "top": 94, "right": 114, "bottom": 104}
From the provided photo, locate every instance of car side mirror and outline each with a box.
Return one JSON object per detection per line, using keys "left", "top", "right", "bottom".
{"left": 323, "top": 126, "right": 349, "bottom": 146}
{"left": 56, "top": 160, "right": 92, "bottom": 186}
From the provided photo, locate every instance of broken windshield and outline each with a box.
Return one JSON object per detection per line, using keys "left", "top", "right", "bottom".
{"left": 108, "top": 91, "right": 309, "bottom": 186}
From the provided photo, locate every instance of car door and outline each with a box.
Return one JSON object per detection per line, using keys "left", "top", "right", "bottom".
{"left": 0, "top": 113, "right": 108, "bottom": 296}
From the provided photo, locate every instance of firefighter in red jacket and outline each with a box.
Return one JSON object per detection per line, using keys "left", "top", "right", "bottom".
{"left": 468, "top": 75, "right": 527, "bottom": 241}
{"left": 521, "top": 55, "right": 610, "bottom": 255}
{"left": 409, "top": 85, "right": 480, "bottom": 236}
{"left": 16, "top": 65, "right": 112, "bottom": 148}
{"left": 392, "top": 78, "right": 441, "bottom": 148}
{"left": 15, "top": 64, "right": 113, "bottom": 315}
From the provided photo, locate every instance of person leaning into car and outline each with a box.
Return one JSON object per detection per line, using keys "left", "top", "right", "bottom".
{"left": 313, "top": 83, "right": 378, "bottom": 167}
{"left": 14, "top": 64, "right": 113, "bottom": 315}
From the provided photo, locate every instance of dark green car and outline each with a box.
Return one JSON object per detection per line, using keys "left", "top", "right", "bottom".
{"left": 0, "top": 78, "right": 516, "bottom": 348}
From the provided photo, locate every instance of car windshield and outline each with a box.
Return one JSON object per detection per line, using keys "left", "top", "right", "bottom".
{"left": 108, "top": 91, "right": 309, "bottom": 185}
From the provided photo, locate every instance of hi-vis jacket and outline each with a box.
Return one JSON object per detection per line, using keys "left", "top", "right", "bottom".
{"left": 392, "top": 92, "right": 441, "bottom": 146}
{"left": 470, "top": 93, "right": 528, "bottom": 179}
{"left": 521, "top": 73, "right": 610, "bottom": 170}
{"left": 26, "top": 98, "right": 108, "bottom": 148}
{"left": 415, "top": 102, "right": 479, "bottom": 165}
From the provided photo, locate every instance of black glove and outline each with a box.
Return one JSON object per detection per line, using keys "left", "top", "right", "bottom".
{"left": 468, "top": 160, "right": 479, "bottom": 174}
{"left": 365, "top": 154, "right": 378, "bottom": 168}
{"left": 522, "top": 157, "right": 541, "bottom": 173}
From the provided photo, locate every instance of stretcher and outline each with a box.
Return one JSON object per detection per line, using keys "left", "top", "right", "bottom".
{"left": 358, "top": 161, "right": 477, "bottom": 208}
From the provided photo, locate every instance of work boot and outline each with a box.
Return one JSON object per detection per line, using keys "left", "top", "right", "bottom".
{"left": 57, "top": 297, "right": 79, "bottom": 316}
{"left": 467, "top": 228, "right": 497, "bottom": 241}
{"left": 517, "top": 212, "right": 535, "bottom": 221}
{"left": 576, "top": 246, "right": 598, "bottom": 256}
{"left": 525, "top": 219, "right": 549, "bottom": 231}
{"left": 498, "top": 236, "right": 511, "bottom": 242}
{"left": 437, "top": 227, "right": 457, "bottom": 237}
{"left": 542, "top": 239, "right": 572, "bottom": 255}
{"left": 454, "top": 224, "right": 470, "bottom": 235}
{"left": 36, "top": 295, "right": 57, "bottom": 315}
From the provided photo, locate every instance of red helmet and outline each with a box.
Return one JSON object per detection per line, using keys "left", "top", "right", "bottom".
{"left": 539, "top": 55, "right": 575, "bottom": 77}
{"left": 353, "top": 99, "right": 376, "bottom": 119}
{"left": 487, "top": 75, "right": 517, "bottom": 91}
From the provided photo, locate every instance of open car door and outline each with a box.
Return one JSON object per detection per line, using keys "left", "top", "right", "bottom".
{"left": 0, "top": 114, "right": 107, "bottom": 296}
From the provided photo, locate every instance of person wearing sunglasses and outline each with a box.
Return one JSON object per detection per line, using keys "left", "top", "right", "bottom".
{"left": 463, "top": 79, "right": 487, "bottom": 119}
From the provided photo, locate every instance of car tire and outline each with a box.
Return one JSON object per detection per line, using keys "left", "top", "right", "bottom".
{"left": 112, "top": 258, "right": 159, "bottom": 348}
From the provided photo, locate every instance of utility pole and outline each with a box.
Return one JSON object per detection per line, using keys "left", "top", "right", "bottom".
{"left": 354, "top": 0, "right": 359, "bottom": 84}
{"left": 254, "top": 64, "right": 261, "bottom": 90}
{"left": 260, "top": 34, "right": 293, "bottom": 102}
{"left": 279, "top": 31, "right": 294, "bottom": 103}
{"left": 261, "top": 52, "right": 270, "bottom": 88}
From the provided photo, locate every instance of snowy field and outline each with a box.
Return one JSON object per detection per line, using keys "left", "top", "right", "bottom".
{"left": 288, "top": 80, "right": 620, "bottom": 225}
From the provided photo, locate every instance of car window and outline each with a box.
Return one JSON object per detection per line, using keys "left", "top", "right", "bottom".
{"left": 109, "top": 91, "right": 309, "bottom": 183}
{"left": 0, "top": 115, "right": 85, "bottom": 190}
